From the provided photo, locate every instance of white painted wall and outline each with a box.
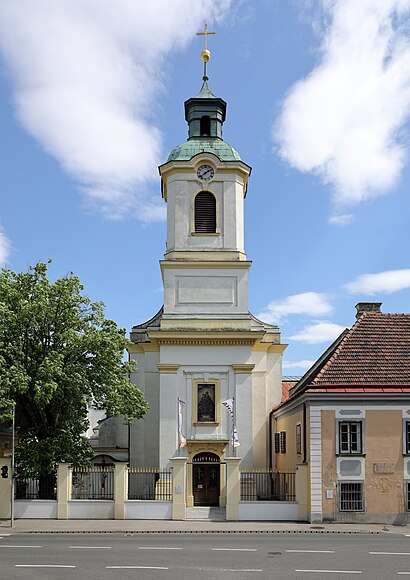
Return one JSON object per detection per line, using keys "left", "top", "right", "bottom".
{"left": 125, "top": 501, "right": 172, "bottom": 520}
{"left": 68, "top": 500, "right": 114, "bottom": 520}
{"left": 239, "top": 501, "right": 299, "bottom": 521}
{"left": 15, "top": 500, "right": 57, "bottom": 519}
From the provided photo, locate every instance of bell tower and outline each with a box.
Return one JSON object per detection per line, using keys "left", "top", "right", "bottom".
{"left": 158, "top": 30, "right": 252, "bottom": 330}
{"left": 129, "top": 28, "right": 284, "bottom": 473}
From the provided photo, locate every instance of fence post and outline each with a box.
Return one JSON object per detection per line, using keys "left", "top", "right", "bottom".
{"left": 225, "top": 457, "right": 241, "bottom": 521}
{"left": 295, "top": 463, "right": 308, "bottom": 522}
{"left": 0, "top": 457, "right": 11, "bottom": 519}
{"left": 114, "top": 463, "right": 127, "bottom": 520}
{"left": 57, "top": 463, "right": 72, "bottom": 520}
{"left": 169, "top": 456, "right": 187, "bottom": 520}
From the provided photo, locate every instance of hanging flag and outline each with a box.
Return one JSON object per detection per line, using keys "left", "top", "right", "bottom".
{"left": 222, "top": 398, "right": 240, "bottom": 448}
{"left": 232, "top": 425, "right": 240, "bottom": 448}
{"left": 178, "top": 398, "right": 187, "bottom": 448}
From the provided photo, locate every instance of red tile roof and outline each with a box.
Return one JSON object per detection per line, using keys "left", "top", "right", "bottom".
{"left": 282, "top": 382, "right": 298, "bottom": 403}
{"left": 312, "top": 312, "right": 410, "bottom": 386}
{"left": 276, "top": 310, "right": 410, "bottom": 409}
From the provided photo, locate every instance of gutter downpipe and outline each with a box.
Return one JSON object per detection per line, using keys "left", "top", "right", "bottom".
{"left": 302, "top": 401, "right": 307, "bottom": 464}
{"left": 268, "top": 409, "right": 275, "bottom": 470}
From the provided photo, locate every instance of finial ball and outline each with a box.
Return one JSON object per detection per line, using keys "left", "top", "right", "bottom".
{"left": 201, "top": 49, "right": 211, "bottom": 63}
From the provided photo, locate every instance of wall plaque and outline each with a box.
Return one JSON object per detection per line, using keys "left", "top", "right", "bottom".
{"left": 373, "top": 463, "right": 395, "bottom": 474}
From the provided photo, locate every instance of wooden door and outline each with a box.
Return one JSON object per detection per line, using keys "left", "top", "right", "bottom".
{"left": 193, "top": 453, "right": 220, "bottom": 506}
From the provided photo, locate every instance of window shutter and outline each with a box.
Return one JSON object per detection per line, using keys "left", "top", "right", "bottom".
{"left": 274, "top": 432, "right": 280, "bottom": 454}
{"left": 195, "top": 191, "right": 216, "bottom": 233}
{"left": 280, "top": 431, "right": 286, "bottom": 454}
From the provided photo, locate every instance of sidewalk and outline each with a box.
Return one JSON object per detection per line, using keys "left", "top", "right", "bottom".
{"left": 2, "top": 518, "right": 410, "bottom": 535}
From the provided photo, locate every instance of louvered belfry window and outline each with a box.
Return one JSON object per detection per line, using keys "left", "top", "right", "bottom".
{"left": 194, "top": 191, "right": 216, "bottom": 233}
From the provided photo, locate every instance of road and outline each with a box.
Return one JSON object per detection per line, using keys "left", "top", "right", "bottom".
{"left": 1, "top": 532, "right": 410, "bottom": 579}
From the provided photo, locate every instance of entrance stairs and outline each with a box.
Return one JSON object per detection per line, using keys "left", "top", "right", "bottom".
{"left": 186, "top": 507, "right": 226, "bottom": 521}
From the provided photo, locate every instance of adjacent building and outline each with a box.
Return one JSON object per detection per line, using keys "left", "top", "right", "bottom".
{"left": 273, "top": 302, "right": 410, "bottom": 524}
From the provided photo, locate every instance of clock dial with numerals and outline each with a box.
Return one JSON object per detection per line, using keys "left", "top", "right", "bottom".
{"left": 197, "top": 165, "right": 215, "bottom": 181}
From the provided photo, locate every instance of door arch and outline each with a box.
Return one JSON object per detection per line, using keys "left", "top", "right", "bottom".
{"left": 192, "top": 452, "right": 220, "bottom": 506}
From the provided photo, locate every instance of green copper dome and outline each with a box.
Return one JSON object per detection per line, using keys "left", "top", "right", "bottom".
{"left": 167, "top": 138, "right": 241, "bottom": 162}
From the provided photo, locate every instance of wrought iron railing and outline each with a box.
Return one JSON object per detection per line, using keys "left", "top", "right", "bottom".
{"left": 240, "top": 469, "right": 296, "bottom": 502}
{"left": 15, "top": 472, "right": 57, "bottom": 500}
{"left": 128, "top": 467, "right": 172, "bottom": 501}
{"left": 71, "top": 466, "right": 114, "bottom": 500}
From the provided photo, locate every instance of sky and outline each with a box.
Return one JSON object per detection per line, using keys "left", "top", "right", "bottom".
{"left": 1, "top": 0, "right": 410, "bottom": 375}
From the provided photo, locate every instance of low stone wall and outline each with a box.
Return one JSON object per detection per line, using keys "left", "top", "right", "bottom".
{"left": 125, "top": 501, "right": 172, "bottom": 520}
{"left": 68, "top": 500, "right": 115, "bottom": 520}
{"left": 14, "top": 500, "right": 57, "bottom": 519}
{"left": 239, "top": 501, "right": 299, "bottom": 521}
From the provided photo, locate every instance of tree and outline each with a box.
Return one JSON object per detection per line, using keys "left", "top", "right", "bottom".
{"left": 0, "top": 261, "right": 148, "bottom": 479}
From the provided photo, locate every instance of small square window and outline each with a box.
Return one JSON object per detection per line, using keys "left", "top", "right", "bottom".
{"left": 339, "top": 421, "right": 362, "bottom": 455}
{"left": 296, "top": 423, "right": 302, "bottom": 455}
{"left": 339, "top": 481, "right": 364, "bottom": 512}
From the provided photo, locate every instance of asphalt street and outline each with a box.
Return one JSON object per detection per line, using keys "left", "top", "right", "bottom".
{"left": 1, "top": 532, "right": 410, "bottom": 579}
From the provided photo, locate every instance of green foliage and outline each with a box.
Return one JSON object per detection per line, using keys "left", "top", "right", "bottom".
{"left": 0, "top": 261, "right": 148, "bottom": 475}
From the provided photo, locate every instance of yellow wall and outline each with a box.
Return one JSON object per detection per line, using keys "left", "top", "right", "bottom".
{"left": 365, "top": 410, "right": 404, "bottom": 519}
{"left": 274, "top": 408, "right": 304, "bottom": 472}
{"left": 321, "top": 410, "right": 336, "bottom": 519}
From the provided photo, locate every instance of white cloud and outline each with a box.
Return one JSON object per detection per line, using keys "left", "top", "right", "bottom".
{"left": 257, "top": 291, "right": 333, "bottom": 324}
{"left": 0, "top": 231, "right": 10, "bottom": 264}
{"left": 328, "top": 213, "right": 354, "bottom": 226}
{"left": 275, "top": 0, "right": 410, "bottom": 215}
{"left": 290, "top": 321, "right": 346, "bottom": 344}
{"left": 0, "top": 1, "right": 231, "bottom": 222}
{"left": 345, "top": 268, "right": 410, "bottom": 294}
{"left": 283, "top": 359, "right": 316, "bottom": 370}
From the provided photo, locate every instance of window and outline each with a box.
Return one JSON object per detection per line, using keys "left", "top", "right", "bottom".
{"left": 200, "top": 115, "right": 211, "bottom": 136}
{"left": 406, "top": 482, "right": 410, "bottom": 512}
{"left": 197, "top": 383, "right": 216, "bottom": 423}
{"left": 339, "top": 421, "right": 362, "bottom": 455}
{"left": 194, "top": 191, "right": 216, "bottom": 234}
{"left": 296, "top": 423, "right": 302, "bottom": 455}
{"left": 339, "top": 481, "right": 364, "bottom": 512}
{"left": 406, "top": 421, "right": 410, "bottom": 454}
{"left": 280, "top": 431, "right": 286, "bottom": 454}
{"left": 274, "top": 432, "right": 280, "bottom": 454}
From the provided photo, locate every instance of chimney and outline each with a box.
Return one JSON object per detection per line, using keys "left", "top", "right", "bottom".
{"left": 355, "top": 302, "right": 382, "bottom": 319}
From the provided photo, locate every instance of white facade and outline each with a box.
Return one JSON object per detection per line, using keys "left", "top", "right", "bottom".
{"left": 128, "top": 81, "right": 285, "bottom": 505}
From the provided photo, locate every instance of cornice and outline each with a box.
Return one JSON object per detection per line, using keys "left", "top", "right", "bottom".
{"left": 231, "top": 364, "right": 255, "bottom": 374}
{"left": 157, "top": 364, "right": 180, "bottom": 374}
{"left": 148, "top": 330, "right": 265, "bottom": 346}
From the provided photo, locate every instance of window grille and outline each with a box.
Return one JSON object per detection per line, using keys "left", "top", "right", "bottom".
{"left": 406, "top": 482, "right": 410, "bottom": 512}
{"left": 296, "top": 423, "right": 302, "bottom": 455}
{"left": 339, "top": 421, "right": 362, "bottom": 454}
{"left": 406, "top": 421, "right": 410, "bottom": 454}
{"left": 194, "top": 191, "right": 216, "bottom": 233}
{"left": 339, "top": 481, "right": 364, "bottom": 512}
{"left": 280, "top": 431, "right": 286, "bottom": 454}
{"left": 274, "top": 432, "right": 280, "bottom": 454}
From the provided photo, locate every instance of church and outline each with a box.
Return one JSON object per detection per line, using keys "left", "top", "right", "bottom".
{"left": 126, "top": 31, "right": 286, "bottom": 508}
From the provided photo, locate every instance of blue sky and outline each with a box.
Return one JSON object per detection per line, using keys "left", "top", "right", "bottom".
{"left": 1, "top": 0, "right": 410, "bottom": 374}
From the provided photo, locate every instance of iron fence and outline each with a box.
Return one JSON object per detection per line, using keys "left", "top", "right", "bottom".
{"left": 240, "top": 469, "right": 296, "bottom": 502}
{"left": 71, "top": 466, "right": 114, "bottom": 500}
{"left": 15, "top": 472, "right": 57, "bottom": 500}
{"left": 128, "top": 468, "right": 172, "bottom": 501}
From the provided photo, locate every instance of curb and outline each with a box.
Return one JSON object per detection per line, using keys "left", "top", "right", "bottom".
{"left": 17, "top": 529, "right": 383, "bottom": 535}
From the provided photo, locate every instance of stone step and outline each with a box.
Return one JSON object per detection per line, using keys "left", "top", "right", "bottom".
{"left": 186, "top": 507, "right": 226, "bottom": 521}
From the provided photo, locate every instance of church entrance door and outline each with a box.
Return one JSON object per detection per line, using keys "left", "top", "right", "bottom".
{"left": 192, "top": 452, "right": 220, "bottom": 506}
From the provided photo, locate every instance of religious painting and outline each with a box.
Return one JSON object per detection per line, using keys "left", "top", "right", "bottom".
{"left": 197, "top": 383, "right": 216, "bottom": 422}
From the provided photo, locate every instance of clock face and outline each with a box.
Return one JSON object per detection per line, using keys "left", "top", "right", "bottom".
{"left": 197, "top": 165, "right": 214, "bottom": 181}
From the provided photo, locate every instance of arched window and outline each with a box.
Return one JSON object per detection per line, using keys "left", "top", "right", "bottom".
{"left": 194, "top": 191, "right": 216, "bottom": 233}
{"left": 200, "top": 115, "right": 211, "bottom": 136}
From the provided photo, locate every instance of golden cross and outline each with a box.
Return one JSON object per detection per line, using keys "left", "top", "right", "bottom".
{"left": 196, "top": 23, "right": 216, "bottom": 51}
